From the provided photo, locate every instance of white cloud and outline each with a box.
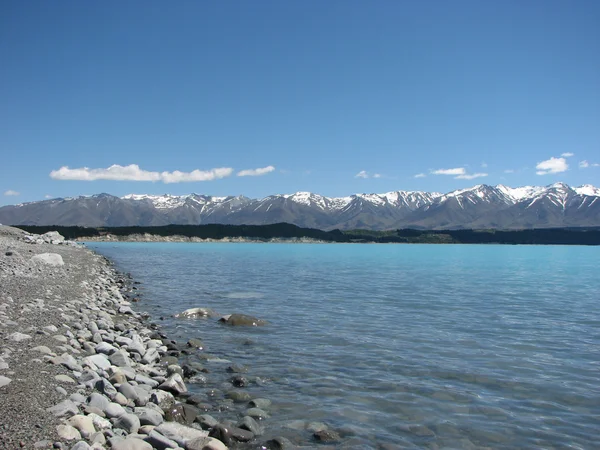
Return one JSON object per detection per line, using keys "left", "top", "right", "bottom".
{"left": 455, "top": 172, "right": 488, "bottom": 180}
{"left": 561, "top": 152, "right": 574, "bottom": 157}
{"left": 535, "top": 157, "right": 568, "bottom": 175}
{"left": 414, "top": 173, "right": 426, "bottom": 178}
{"left": 237, "top": 165, "right": 276, "bottom": 177}
{"left": 579, "top": 160, "right": 589, "bottom": 168}
{"left": 3, "top": 190, "right": 20, "bottom": 196}
{"left": 49, "top": 164, "right": 234, "bottom": 183}
{"left": 45, "top": 195, "right": 53, "bottom": 199}
{"left": 504, "top": 169, "right": 515, "bottom": 173}
{"left": 431, "top": 167, "right": 466, "bottom": 176}
{"left": 354, "top": 170, "right": 384, "bottom": 179}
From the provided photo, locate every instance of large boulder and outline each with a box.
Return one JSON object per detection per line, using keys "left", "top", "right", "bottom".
{"left": 31, "top": 253, "right": 64, "bottom": 266}
{"left": 219, "top": 314, "right": 267, "bottom": 326}
{"left": 41, "top": 231, "right": 65, "bottom": 244}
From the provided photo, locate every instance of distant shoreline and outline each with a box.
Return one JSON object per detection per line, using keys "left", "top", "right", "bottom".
{"left": 12, "top": 223, "right": 600, "bottom": 245}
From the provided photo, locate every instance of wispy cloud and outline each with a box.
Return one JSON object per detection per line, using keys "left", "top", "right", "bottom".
{"left": 3, "top": 190, "right": 20, "bottom": 196}
{"left": 44, "top": 195, "right": 53, "bottom": 199}
{"left": 430, "top": 166, "right": 487, "bottom": 180}
{"left": 455, "top": 172, "right": 488, "bottom": 180}
{"left": 237, "top": 165, "right": 276, "bottom": 177}
{"left": 536, "top": 157, "right": 568, "bottom": 175}
{"left": 431, "top": 167, "right": 466, "bottom": 176}
{"left": 49, "top": 164, "right": 235, "bottom": 183}
{"left": 580, "top": 160, "right": 590, "bottom": 168}
{"left": 504, "top": 169, "right": 515, "bottom": 174}
{"left": 414, "top": 173, "right": 426, "bottom": 178}
{"left": 355, "top": 170, "right": 382, "bottom": 179}
{"left": 481, "top": 162, "right": 488, "bottom": 168}
{"left": 561, "top": 152, "right": 574, "bottom": 157}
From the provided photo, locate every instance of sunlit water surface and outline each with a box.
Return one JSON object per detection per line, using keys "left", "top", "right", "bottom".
{"left": 88, "top": 242, "right": 600, "bottom": 449}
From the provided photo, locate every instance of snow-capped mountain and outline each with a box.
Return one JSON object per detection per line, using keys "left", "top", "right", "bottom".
{"left": 1, "top": 183, "right": 599, "bottom": 230}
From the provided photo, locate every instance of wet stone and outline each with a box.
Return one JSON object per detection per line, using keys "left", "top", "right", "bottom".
{"left": 262, "top": 437, "right": 295, "bottom": 450}
{"left": 230, "top": 375, "right": 249, "bottom": 387}
{"left": 246, "top": 407, "right": 269, "bottom": 420}
{"left": 239, "top": 415, "right": 264, "bottom": 436}
{"left": 314, "top": 429, "right": 341, "bottom": 442}
{"left": 165, "top": 403, "right": 199, "bottom": 425}
{"left": 249, "top": 398, "right": 272, "bottom": 409}
{"left": 209, "top": 424, "right": 232, "bottom": 446}
{"left": 226, "top": 390, "right": 252, "bottom": 402}
{"left": 196, "top": 414, "right": 219, "bottom": 430}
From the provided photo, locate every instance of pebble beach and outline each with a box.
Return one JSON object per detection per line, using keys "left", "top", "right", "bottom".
{"left": 0, "top": 226, "right": 299, "bottom": 450}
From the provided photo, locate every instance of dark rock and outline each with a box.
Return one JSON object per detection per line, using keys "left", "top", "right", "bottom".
{"left": 226, "top": 364, "right": 248, "bottom": 373}
{"left": 209, "top": 425, "right": 232, "bottom": 446}
{"left": 230, "top": 375, "right": 249, "bottom": 387}
{"left": 238, "top": 416, "right": 263, "bottom": 436}
{"left": 246, "top": 407, "right": 269, "bottom": 420}
{"left": 185, "top": 394, "right": 205, "bottom": 406}
{"left": 187, "top": 338, "right": 203, "bottom": 348}
{"left": 164, "top": 403, "right": 199, "bottom": 425}
{"left": 182, "top": 363, "right": 199, "bottom": 379}
{"left": 248, "top": 398, "right": 272, "bottom": 409}
{"left": 262, "top": 437, "right": 295, "bottom": 450}
{"left": 195, "top": 414, "right": 218, "bottom": 430}
{"left": 226, "top": 390, "right": 252, "bottom": 402}
{"left": 219, "top": 313, "right": 267, "bottom": 326}
{"left": 314, "top": 429, "right": 341, "bottom": 442}
{"left": 230, "top": 426, "right": 254, "bottom": 442}
{"left": 159, "top": 356, "right": 179, "bottom": 366}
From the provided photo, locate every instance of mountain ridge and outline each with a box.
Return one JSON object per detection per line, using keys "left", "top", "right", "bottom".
{"left": 2, "top": 183, "right": 599, "bottom": 230}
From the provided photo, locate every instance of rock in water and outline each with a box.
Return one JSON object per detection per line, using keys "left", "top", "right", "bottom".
{"left": 31, "top": 253, "right": 64, "bottom": 266}
{"left": 219, "top": 313, "right": 267, "bottom": 326}
{"left": 175, "top": 307, "right": 216, "bottom": 318}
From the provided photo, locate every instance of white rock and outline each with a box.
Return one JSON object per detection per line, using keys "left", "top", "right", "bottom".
{"left": 83, "top": 354, "right": 111, "bottom": 370}
{"left": 158, "top": 373, "right": 187, "bottom": 395}
{"left": 31, "top": 252, "right": 64, "bottom": 266}
{"left": 0, "top": 375, "right": 12, "bottom": 388}
{"left": 88, "top": 412, "right": 112, "bottom": 430}
{"left": 8, "top": 332, "right": 31, "bottom": 342}
{"left": 56, "top": 424, "right": 81, "bottom": 440}
{"left": 67, "top": 414, "right": 96, "bottom": 438}
{"left": 111, "top": 437, "right": 153, "bottom": 450}
{"left": 154, "top": 422, "right": 208, "bottom": 447}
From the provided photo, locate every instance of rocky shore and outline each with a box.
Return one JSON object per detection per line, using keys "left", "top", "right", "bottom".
{"left": 0, "top": 226, "right": 298, "bottom": 450}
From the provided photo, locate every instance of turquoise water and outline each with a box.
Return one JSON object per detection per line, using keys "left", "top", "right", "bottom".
{"left": 89, "top": 242, "right": 600, "bottom": 449}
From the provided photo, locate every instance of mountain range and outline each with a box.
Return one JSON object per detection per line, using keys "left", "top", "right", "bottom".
{"left": 1, "top": 182, "right": 599, "bottom": 230}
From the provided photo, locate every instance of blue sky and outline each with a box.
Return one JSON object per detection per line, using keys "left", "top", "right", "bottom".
{"left": 1, "top": 1, "right": 599, "bottom": 205}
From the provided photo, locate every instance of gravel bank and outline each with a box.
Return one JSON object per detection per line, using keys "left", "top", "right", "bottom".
{"left": 1, "top": 226, "right": 291, "bottom": 450}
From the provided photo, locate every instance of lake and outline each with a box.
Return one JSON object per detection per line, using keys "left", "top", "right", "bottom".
{"left": 88, "top": 242, "right": 600, "bottom": 449}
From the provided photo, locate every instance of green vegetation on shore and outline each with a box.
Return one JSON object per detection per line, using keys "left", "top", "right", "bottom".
{"left": 16, "top": 223, "right": 600, "bottom": 245}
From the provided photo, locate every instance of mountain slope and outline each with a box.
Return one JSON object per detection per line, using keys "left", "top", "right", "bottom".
{"left": 1, "top": 183, "right": 599, "bottom": 230}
